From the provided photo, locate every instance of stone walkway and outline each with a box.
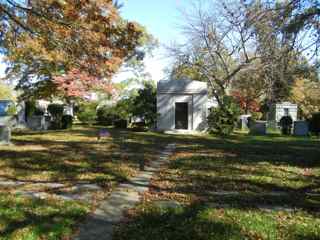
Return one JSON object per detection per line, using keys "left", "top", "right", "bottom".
{"left": 73, "top": 143, "right": 176, "bottom": 240}
{"left": 0, "top": 179, "right": 105, "bottom": 203}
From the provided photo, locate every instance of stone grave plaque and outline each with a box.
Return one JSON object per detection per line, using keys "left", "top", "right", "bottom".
{"left": 0, "top": 125, "right": 11, "bottom": 145}
{"left": 249, "top": 121, "right": 267, "bottom": 135}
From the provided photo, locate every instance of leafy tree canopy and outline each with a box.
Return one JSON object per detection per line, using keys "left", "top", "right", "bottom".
{"left": 290, "top": 77, "right": 320, "bottom": 119}
{"left": 0, "top": 0, "right": 154, "bottom": 99}
{"left": 0, "top": 82, "right": 14, "bottom": 100}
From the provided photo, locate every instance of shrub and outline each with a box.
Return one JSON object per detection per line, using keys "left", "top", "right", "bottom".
{"left": 251, "top": 112, "right": 263, "bottom": 121}
{"left": 25, "top": 101, "right": 44, "bottom": 117}
{"left": 114, "top": 119, "right": 128, "bottom": 128}
{"left": 131, "top": 121, "right": 146, "bottom": 129}
{"left": 97, "top": 99, "right": 130, "bottom": 128}
{"left": 279, "top": 115, "right": 293, "bottom": 135}
{"left": 96, "top": 105, "right": 119, "bottom": 125}
{"left": 48, "top": 104, "right": 64, "bottom": 129}
{"left": 48, "top": 104, "right": 64, "bottom": 117}
{"left": 309, "top": 112, "right": 320, "bottom": 135}
{"left": 77, "top": 102, "right": 98, "bottom": 124}
{"left": 62, "top": 115, "right": 73, "bottom": 129}
{"left": 207, "top": 96, "right": 241, "bottom": 135}
{"left": 131, "top": 82, "right": 157, "bottom": 129}
{"left": 6, "top": 104, "right": 17, "bottom": 116}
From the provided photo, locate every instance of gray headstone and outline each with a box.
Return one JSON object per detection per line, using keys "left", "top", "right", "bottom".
{"left": 27, "top": 116, "right": 48, "bottom": 130}
{"left": 293, "top": 121, "right": 309, "bottom": 136}
{"left": 17, "top": 102, "right": 26, "bottom": 124}
{"left": 249, "top": 121, "right": 267, "bottom": 135}
{"left": 0, "top": 125, "right": 11, "bottom": 145}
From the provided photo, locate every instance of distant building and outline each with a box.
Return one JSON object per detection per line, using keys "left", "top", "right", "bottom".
{"left": 270, "top": 102, "right": 298, "bottom": 122}
{"left": 157, "top": 79, "right": 217, "bottom": 132}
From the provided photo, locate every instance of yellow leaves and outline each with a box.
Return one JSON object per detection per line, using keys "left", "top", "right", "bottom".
{"left": 56, "top": 0, "right": 67, "bottom": 6}
{"left": 290, "top": 77, "right": 320, "bottom": 118}
{"left": 8, "top": 33, "right": 68, "bottom": 65}
{"left": 0, "top": 83, "right": 15, "bottom": 100}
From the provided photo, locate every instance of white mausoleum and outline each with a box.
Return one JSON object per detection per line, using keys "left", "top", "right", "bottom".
{"left": 271, "top": 102, "right": 298, "bottom": 122}
{"left": 157, "top": 79, "right": 215, "bottom": 132}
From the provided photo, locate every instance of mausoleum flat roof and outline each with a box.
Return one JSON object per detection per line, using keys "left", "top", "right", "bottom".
{"left": 157, "top": 79, "right": 208, "bottom": 94}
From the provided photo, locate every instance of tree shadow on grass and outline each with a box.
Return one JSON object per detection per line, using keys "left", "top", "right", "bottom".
{"left": 114, "top": 201, "right": 320, "bottom": 240}
{"left": 161, "top": 157, "right": 319, "bottom": 213}
{"left": 146, "top": 134, "right": 320, "bottom": 215}
{"left": 0, "top": 127, "right": 168, "bottom": 196}
{"left": 174, "top": 136, "right": 320, "bottom": 168}
{"left": 0, "top": 194, "right": 88, "bottom": 239}
{"left": 114, "top": 203, "right": 246, "bottom": 240}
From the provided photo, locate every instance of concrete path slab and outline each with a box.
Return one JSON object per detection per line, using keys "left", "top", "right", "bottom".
{"left": 73, "top": 143, "right": 176, "bottom": 240}
{"left": 0, "top": 179, "right": 104, "bottom": 203}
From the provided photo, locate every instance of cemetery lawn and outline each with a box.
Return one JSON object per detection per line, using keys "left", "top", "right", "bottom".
{"left": 114, "top": 134, "right": 320, "bottom": 240}
{"left": 1, "top": 128, "right": 319, "bottom": 240}
{"left": 0, "top": 126, "right": 167, "bottom": 240}
{"left": 0, "top": 193, "right": 88, "bottom": 240}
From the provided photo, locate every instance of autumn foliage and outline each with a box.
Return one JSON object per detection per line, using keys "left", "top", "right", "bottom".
{"left": 53, "top": 69, "right": 115, "bottom": 98}
{"left": 2, "top": 0, "right": 148, "bottom": 98}
{"left": 290, "top": 78, "right": 320, "bottom": 118}
{"left": 231, "top": 91, "right": 260, "bottom": 114}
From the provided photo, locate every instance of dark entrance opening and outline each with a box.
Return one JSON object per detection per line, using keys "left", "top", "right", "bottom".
{"left": 175, "top": 102, "right": 188, "bottom": 130}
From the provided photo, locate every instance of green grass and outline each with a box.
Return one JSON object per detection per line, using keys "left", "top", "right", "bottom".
{"left": 0, "top": 126, "right": 169, "bottom": 240}
{"left": 114, "top": 133, "right": 320, "bottom": 240}
{"left": 0, "top": 126, "right": 168, "bottom": 191}
{"left": 114, "top": 203, "right": 320, "bottom": 240}
{"left": 1, "top": 127, "right": 319, "bottom": 239}
{"left": 0, "top": 193, "right": 88, "bottom": 240}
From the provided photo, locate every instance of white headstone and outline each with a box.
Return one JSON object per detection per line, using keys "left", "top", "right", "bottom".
{"left": 239, "top": 114, "right": 251, "bottom": 130}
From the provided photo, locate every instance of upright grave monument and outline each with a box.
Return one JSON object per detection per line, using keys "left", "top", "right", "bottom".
{"left": 0, "top": 100, "right": 15, "bottom": 145}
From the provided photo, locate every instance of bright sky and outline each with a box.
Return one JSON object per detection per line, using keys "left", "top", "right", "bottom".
{"left": 119, "top": 0, "right": 189, "bottom": 82}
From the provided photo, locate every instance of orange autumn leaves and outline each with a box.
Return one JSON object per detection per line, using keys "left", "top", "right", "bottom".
{"left": 5, "top": 0, "right": 146, "bottom": 98}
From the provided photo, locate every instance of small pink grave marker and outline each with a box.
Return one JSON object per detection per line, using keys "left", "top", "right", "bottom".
{"left": 97, "top": 128, "right": 111, "bottom": 140}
